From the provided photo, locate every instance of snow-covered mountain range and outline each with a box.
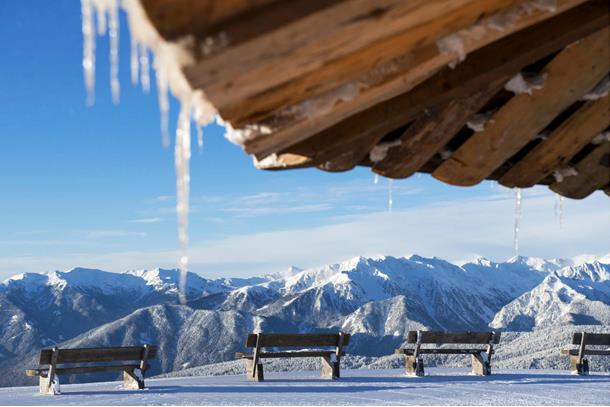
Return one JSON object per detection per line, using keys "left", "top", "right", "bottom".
{"left": 0, "top": 254, "right": 608, "bottom": 386}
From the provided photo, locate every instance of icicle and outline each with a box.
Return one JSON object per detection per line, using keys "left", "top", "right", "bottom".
{"left": 81, "top": 0, "right": 96, "bottom": 106}
{"left": 155, "top": 57, "right": 170, "bottom": 147}
{"left": 388, "top": 179, "right": 393, "bottom": 212}
{"left": 197, "top": 125, "right": 204, "bottom": 154}
{"left": 373, "top": 174, "right": 379, "bottom": 185}
{"left": 96, "top": 5, "right": 107, "bottom": 35}
{"left": 130, "top": 36, "right": 139, "bottom": 85}
{"left": 559, "top": 195, "right": 564, "bottom": 229}
{"left": 513, "top": 188, "right": 522, "bottom": 256}
{"left": 108, "top": 3, "right": 120, "bottom": 104}
{"left": 175, "top": 100, "right": 192, "bottom": 305}
{"left": 139, "top": 43, "right": 150, "bottom": 93}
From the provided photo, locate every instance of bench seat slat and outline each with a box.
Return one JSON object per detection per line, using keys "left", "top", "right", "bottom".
{"left": 26, "top": 363, "right": 149, "bottom": 377}
{"left": 406, "top": 331, "right": 500, "bottom": 344}
{"left": 236, "top": 350, "right": 346, "bottom": 359}
{"left": 39, "top": 346, "right": 157, "bottom": 364}
{"left": 245, "top": 333, "right": 350, "bottom": 348}
{"left": 560, "top": 348, "right": 610, "bottom": 356}
{"left": 571, "top": 333, "right": 610, "bottom": 346}
{"left": 395, "top": 348, "right": 493, "bottom": 355}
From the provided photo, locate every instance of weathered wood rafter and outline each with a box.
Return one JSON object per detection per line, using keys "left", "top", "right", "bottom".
{"left": 139, "top": 0, "right": 610, "bottom": 200}
{"left": 432, "top": 26, "right": 610, "bottom": 187}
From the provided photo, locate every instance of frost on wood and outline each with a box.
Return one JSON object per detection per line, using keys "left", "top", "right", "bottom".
{"left": 581, "top": 76, "right": 610, "bottom": 101}
{"left": 436, "top": 34, "right": 465, "bottom": 69}
{"left": 279, "top": 83, "right": 359, "bottom": 122}
{"left": 505, "top": 72, "right": 547, "bottom": 95}
{"left": 466, "top": 111, "right": 496, "bottom": 133}
{"left": 253, "top": 154, "right": 287, "bottom": 170}
{"left": 553, "top": 167, "right": 578, "bottom": 183}
{"left": 436, "top": 0, "right": 558, "bottom": 69}
{"left": 80, "top": 0, "right": 220, "bottom": 303}
{"left": 591, "top": 131, "right": 610, "bottom": 145}
{"left": 369, "top": 140, "right": 401, "bottom": 163}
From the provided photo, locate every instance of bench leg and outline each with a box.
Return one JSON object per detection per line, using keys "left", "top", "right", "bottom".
{"left": 245, "top": 359, "right": 264, "bottom": 382}
{"left": 570, "top": 356, "right": 589, "bottom": 376}
{"left": 321, "top": 356, "right": 339, "bottom": 380}
{"left": 39, "top": 375, "right": 60, "bottom": 395}
{"left": 123, "top": 369, "right": 145, "bottom": 390}
{"left": 405, "top": 356, "right": 424, "bottom": 377}
{"left": 472, "top": 353, "right": 491, "bottom": 376}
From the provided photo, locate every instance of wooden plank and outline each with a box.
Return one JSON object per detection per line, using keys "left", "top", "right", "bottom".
{"left": 192, "top": 0, "right": 521, "bottom": 118}
{"left": 257, "top": 3, "right": 609, "bottom": 170}
{"left": 572, "top": 333, "right": 610, "bottom": 346}
{"left": 372, "top": 83, "right": 506, "bottom": 178}
{"left": 561, "top": 349, "right": 610, "bottom": 356}
{"left": 396, "top": 348, "right": 491, "bottom": 355}
{"left": 406, "top": 331, "right": 500, "bottom": 344}
{"left": 140, "top": 0, "right": 279, "bottom": 41}
{"left": 500, "top": 94, "right": 610, "bottom": 188}
{"left": 241, "top": 351, "right": 345, "bottom": 359}
{"left": 243, "top": 0, "right": 598, "bottom": 159}
{"left": 27, "top": 364, "right": 147, "bottom": 376}
{"left": 39, "top": 346, "right": 157, "bottom": 364}
{"left": 228, "top": 0, "right": 588, "bottom": 128}
{"left": 433, "top": 27, "right": 610, "bottom": 186}
{"left": 248, "top": 333, "right": 349, "bottom": 348}
{"left": 550, "top": 141, "right": 610, "bottom": 199}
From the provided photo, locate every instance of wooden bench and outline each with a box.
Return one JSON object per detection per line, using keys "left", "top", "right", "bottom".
{"left": 235, "top": 332, "right": 350, "bottom": 381}
{"left": 395, "top": 330, "right": 501, "bottom": 376}
{"left": 560, "top": 332, "right": 610, "bottom": 375}
{"left": 25, "top": 345, "right": 157, "bottom": 395}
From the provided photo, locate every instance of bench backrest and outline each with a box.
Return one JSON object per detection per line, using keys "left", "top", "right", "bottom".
{"left": 571, "top": 333, "right": 610, "bottom": 346}
{"left": 245, "top": 333, "right": 350, "bottom": 348}
{"left": 39, "top": 346, "right": 157, "bottom": 365}
{"left": 406, "top": 331, "right": 501, "bottom": 345}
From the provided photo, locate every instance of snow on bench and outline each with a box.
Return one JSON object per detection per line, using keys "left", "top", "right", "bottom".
{"left": 395, "top": 330, "right": 501, "bottom": 376}
{"left": 25, "top": 345, "right": 156, "bottom": 395}
{"left": 235, "top": 332, "right": 350, "bottom": 381}
{"left": 560, "top": 332, "right": 610, "bottom": 375}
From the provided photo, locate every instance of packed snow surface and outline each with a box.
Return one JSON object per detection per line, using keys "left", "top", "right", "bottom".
{"left": 1, "top": 368, "right": 608, "bottom": 406}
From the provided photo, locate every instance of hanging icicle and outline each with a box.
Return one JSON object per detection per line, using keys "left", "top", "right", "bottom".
{"left": 559, "top": 195, "right": 564, "bottom": 229}
{"left": 108, "top": 3, "right": 120, "bottom": 104}
{"left": 139, "top": 43, "right": 150, "bottom": 93}
{"left": 388, "top": 179, "right": 394, "bottom": 212}
{"left": 175, "top": 100, "right": 192, "bottom": 305}
{"left": 130, "top": 36, "right": 139, "bottom": 85}
{"left": 80, "top": 0, "right": 220, "bottom": 304}
{"left": 81, "top": 0, "right": 96, "bottom": 106}
{"left": 373, "top": 174, "right": 379, "bottom": 185}
{"left": 513, "top": 188, "right": 522, "bottom": 256}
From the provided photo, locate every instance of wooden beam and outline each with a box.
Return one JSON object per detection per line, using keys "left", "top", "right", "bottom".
{"left": 371, "top": 82, "right": 505, "bottom": 178}
{"left": 241, "top": 0, "right": 595, "bottom": 158}
{"left": 433, "top": 26, "right": 610, "bottom": 186}
{"left": 216, "top": 0, "right": 563, "bottom": 126}
{"left": 499, "top": 94, "right": 610, "bottom": 188}
{"left": 191, "top": 0, "right": 521, "bottom": 117}
{"left": 550, "top": 141, "right": 610, "bottom": 199}
{"left": 259, "top": 3, "right": 608, "bottom": 172}
{"left": 141, "top": 0, "right": 280, "bottom": 41}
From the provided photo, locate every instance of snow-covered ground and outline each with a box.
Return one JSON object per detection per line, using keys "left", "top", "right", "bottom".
{"left": 1, "top": 368, "right": 608, "bottom": 406}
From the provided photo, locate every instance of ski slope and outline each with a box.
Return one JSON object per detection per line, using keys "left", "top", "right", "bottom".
{"left": 1, "top": 368, "right": 608, "bottom": 405}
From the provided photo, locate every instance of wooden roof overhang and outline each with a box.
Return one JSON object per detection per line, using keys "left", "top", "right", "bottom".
{"left": 141, "top": 0, "right": 610, "bottom": 199}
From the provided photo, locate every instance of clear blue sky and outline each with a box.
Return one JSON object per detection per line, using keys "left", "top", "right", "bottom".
{"left": 1, "top": 1, "right": 608, "bottom": 280}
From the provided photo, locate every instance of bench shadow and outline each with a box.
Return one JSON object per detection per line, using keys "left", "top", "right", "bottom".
{"left": 63, "top": 384, "right": 414, "bottom": 396}
{"left": 340, "top": 372, "right": 610, "bottom": 386}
